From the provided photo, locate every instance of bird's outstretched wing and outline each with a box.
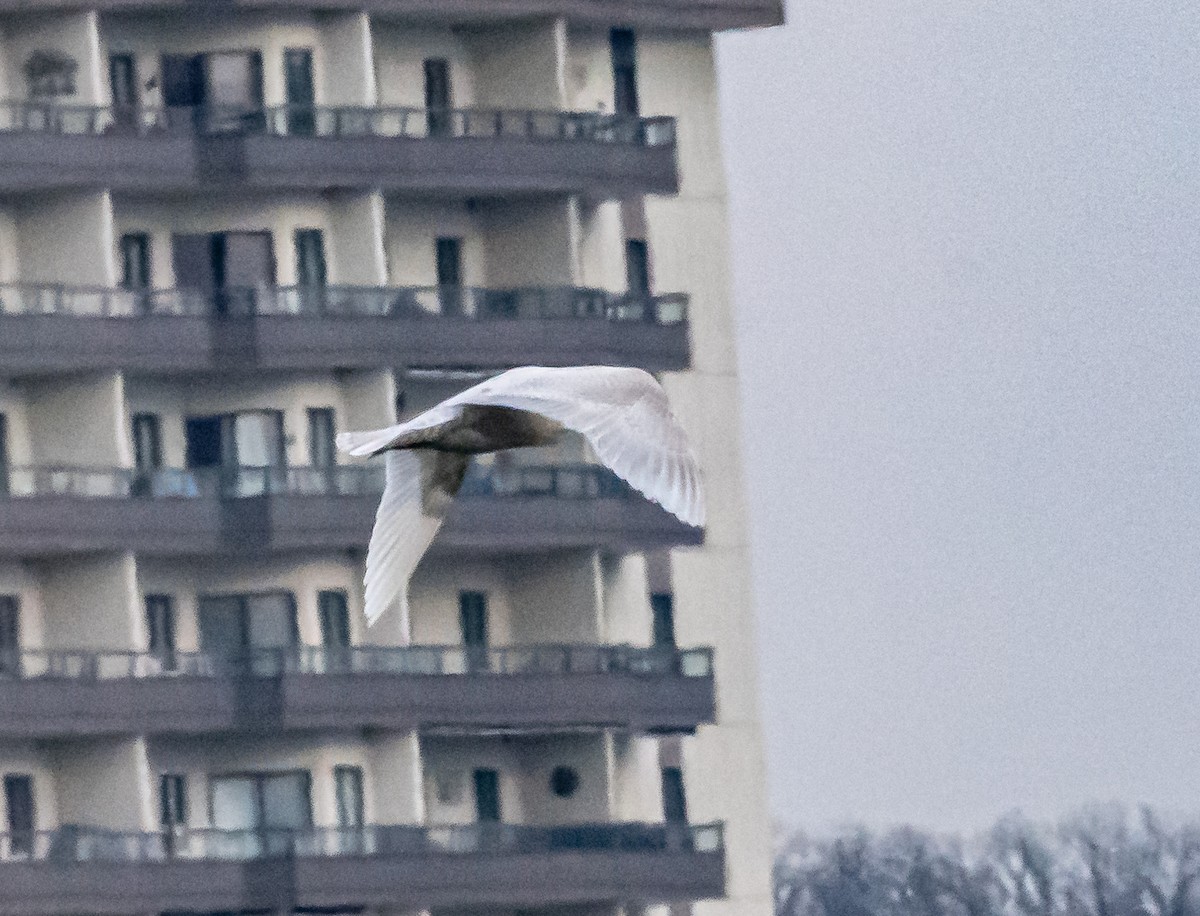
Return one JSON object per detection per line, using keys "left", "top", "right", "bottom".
{"left": 361, "top": 450, "right": 467, "bottom": 627}
{"left": 450, "top": 366, "right": 705, "bottom": 527}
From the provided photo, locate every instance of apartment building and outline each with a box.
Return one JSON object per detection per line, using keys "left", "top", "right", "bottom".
{"left": 0, "top": 0, "right": 780, "bottom": 913}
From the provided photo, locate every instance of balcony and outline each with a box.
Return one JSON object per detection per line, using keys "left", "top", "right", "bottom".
{"left": 0, "top": 822, "right": 725, "bottom": 914}
{"left": 0, "top": 102, "right": 677, "bottom": 195}
{"left": 0, "top": 644, "right": 715, "bottom": 737}
{"left": 0, "top": 464, "right": 703, "bottom": 555}
{"left": 0, "top": 283, "right": 691, "bottom": 373}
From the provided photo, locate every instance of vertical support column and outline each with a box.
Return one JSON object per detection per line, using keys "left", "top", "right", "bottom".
{"left": 464, "top": 18, "right": 564, "bottom": 110}
{"left": 507, "top": 549, "right": 603, "bottom": 643}
{"left": 48, "top": 737, "right": 157, "bottom": 832}
{"left": 327, "top": 190, "right": 388, "bottom": 286}
{"left": 599, "top": 553, "right": 652, "bottom": 645}
{"left": 317, "top": 12, "right": 378, "bottom": 106}
{"left": 637, "top": 32, "right": 772, "bottom": 916}
{"left": 14, "top": 190, "right": 118, "bottom": 287}
{"left": 365, "top": 731, "right": 425, "bottom": 825}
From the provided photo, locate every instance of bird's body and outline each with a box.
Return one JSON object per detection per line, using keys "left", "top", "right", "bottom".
{"left": 338, "top": 365, "right": 705, "bottom": 627}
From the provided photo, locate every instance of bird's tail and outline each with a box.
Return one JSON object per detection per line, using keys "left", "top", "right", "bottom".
{"left": 336, "top": 428, "right": 397, "bottom": 458}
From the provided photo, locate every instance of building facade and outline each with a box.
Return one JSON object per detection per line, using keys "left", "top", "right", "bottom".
{"left": 0, "top": 0, "right": 780, "bottom": 913}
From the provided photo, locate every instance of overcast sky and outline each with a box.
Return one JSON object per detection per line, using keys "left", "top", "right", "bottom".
{"left": 715, "top": 0, "right": 1200, "bottom": 832}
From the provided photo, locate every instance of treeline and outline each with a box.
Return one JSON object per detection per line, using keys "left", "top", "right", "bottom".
{"left": 775, "top": 807, "right": 1200, "bottom": 916}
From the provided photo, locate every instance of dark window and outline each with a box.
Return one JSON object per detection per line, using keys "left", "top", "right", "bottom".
{"left": 131, "top": 413, "right": 162, "bottom": 472}
{"left": 161, "top": 53, "right": 206, "bottom": 107}
{"left": 661, "top": 766, "right": 688, "bottom": 823}
{"left": 307, "top": 408, "right": 336, "bottom": 468}
{"left": 460, "top": 591, "right": 489, "bottom": 672}
{"left": 651, "top": 593, "right": 676, "bottom": 647}
{"left": 625, "top": 239, "right": 651, "bottom": 294}
{"left": 160, "top": 774, "right": 187, "bottom": 827}
{"left": 334, "top": 766, "right": 364, "bottom": 827}
{"left": 121, "top": 233, "right": 151, "bottom": 291}
{"left": 435, "top": 237, "right": 463, "bottom": 316}
{"left": 184, "top": 416, "right": 223, "bottom": 469}
{"left": 423, "top": 58, "right": 452, "bottom": 136}
{"left": 0, "top": 596, "right": 20, "bottom": 676}
{"left": 549, "top": 766, "right": 580, "bottom": 799}
{"left": 210, "top": 771, "right": 312, "bottom": 830}
{"left": 145, "top": 595, "right": 177, "bottom": 666}
{"left": 610, "top": 29, "right": 640, "bottom": 116}
{"left": 4, "top": 774, "right": 34, "bottom": 856}
{"left": 472, "top": 769, "right": 501, "bottom": 823}
{"left": 318, "top": 590, "right": 351, "bottom": 648}
{"left": 198, "top": 592, "right": 299, "bottom": 657}
{"left": 212, "top": 231, "right": 275, "bottom": 314}
{"left": 109, "top": 54, "right": 137, "bottom": 107}
{"left": 0, "top": 414, "right": 7, "bottom": 496}
{"left": 283, "top": 48, "right": 315, "bottom": 135}
{"left": 295, "top": 229, "right": 327, "bottom": 288}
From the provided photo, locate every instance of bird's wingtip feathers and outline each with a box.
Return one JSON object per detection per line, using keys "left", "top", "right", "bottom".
{"left": 337, "top": 430, "right": 389, "bottom": 458}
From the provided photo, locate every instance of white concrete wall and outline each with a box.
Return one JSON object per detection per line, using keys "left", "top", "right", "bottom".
{"left": 385, "top": 198, "right": 487, "bottom": 288}
{"left": 316, "top": 12, "right": 375, "bottom": 106}
{"left": 123, "top": 373, "right": 355, "bottom": 469}
{"left": 478, "top": 198, "right": 575, "bottom": 286}
{"left": 148, "top": 733, "right": 373, "bottom": 827}
{"left": 101, "top": 11, "right": 338, "bottom": 109}
{"left": 1, "top": 12, "right": 104, "bottom": 104}
{"left": 366, "top": 731, "right": 424, "bottom": 825}
{"left": 372, "top": 23, "right": 476, "bottom": 110}
{"left": 49, "top": 737, "right": 156, "bottom": 830}
{"left": 508, "top": 550, "right": 602, "bottom": 644}
{"left": 114, "top": 192, "right": 368, "bottom": 289}
{"left": 329, "top": 191, "right": 388, "bottom": 285}
{"left": 35, "top": 553, "right": 142, "bottom": 651}
{"left": 136, "top": 553, "right": 365, "bottom": 652}
{"left": 26, "top": 372, "right": 127, "bottom": 467}
{"left": 462, "top": 19, "right": 565, "bottom": 110}
{"left": 421, "top": 734, "right": 609, "bottom": 826}
{"left": 409, "top": 557, "right": 517, "bottom": 646}
{"left": 0, "top": 382, "right": 34, "bottom": 467}
{"left": 638, "top": 29, "right": 773, "bottom": 916}
{"left": 14, "top": 192, "right": 117, "bottom": 286}
{"left": 599, "top": 553, "right": 653, "bottom": 646}
{"left": 564, "top": 26, "right": 617, "bottom": 115}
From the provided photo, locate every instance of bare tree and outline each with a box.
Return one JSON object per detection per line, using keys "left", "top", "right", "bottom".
{"left": 775, "top": 806, "right": 1200, "bottom": 916}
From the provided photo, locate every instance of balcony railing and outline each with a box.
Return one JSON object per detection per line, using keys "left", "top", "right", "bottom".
{"left": 0, "top": 282, "right": 688, "bottom": 325}
{"left": 0, "top": 644, "right": 713, "bottom": 681}
{"left": 0, "top": 463, "right": 643, "bottom": 501}
{"left": 0, "top": 821, "right": 723, "bottom": 864}
{"left": 0, "top": 100, "right": 676, "bottom": 147}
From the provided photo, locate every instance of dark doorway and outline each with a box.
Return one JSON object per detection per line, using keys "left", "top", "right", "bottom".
{"left": 472, "top": 768, "right": 501, "bottom": 823}
{"left": 0, "top": 413, "right": 9, "bottom": 496}
{"left": 160, "top": 773, "right": 188, "bottom": 828}
{"left": 651, "top": 593, "right": 676, "bottom": 647}
{"left": 109, "top": 54, "right": 138, "bottom": 129}
{"left": 145, "top": 594, "right": 177, "bottom": 669}
{"left": 334, "top": 765, "right": 364, "bottom": 827}
{"left": 4, "top": 774, "right": 35, "bottom": 856}
{"left": 172, "top": 231, "right": 275, "bottom": 315}
{"left": 161, "top": 53, "right": 206, "bottom": 108}
{"left": 625, "top": 238, "right": 651, "bottom": 294}
{"left": 199, "top": 593, "right": 299, "bottom": 669}
{"left": 459, "top": 591, "right": 488, "bottom": 672}
{"left": 121, "top": 233, "right": 151, "bottom": 291}
{"left": 185, "top": 416, "right": 224, "bottom": 469}
{"left": 307, "top": 407, "right": 336, "bottom": 468}
{"left": 295, "top": 229, "right": 327, "bottom": 313}
{"left": 424, "top": 58, "right": 452, "bottom": 136}
{"left": 284, "top": 49, "right": 315, "bottom": 135}
{"left": 0, "top": 596, "right": 20, "bottom": 676}
{"left": 610, "top": 29, "right": 640, "bottom": 117}
{"left": 661, "top": 766, "right": 688, "bottom": 823}
{"left": 318, "top": 590, "right": 351, "bottom": 647}
{"left": 213, "top": 231, "right": 275, "bottom": 314}
{"left": 436, "top": 236, "right": 463, "bottom": 316}
{"left": 132, "top": 413, "right": 162, "bottom": 472}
